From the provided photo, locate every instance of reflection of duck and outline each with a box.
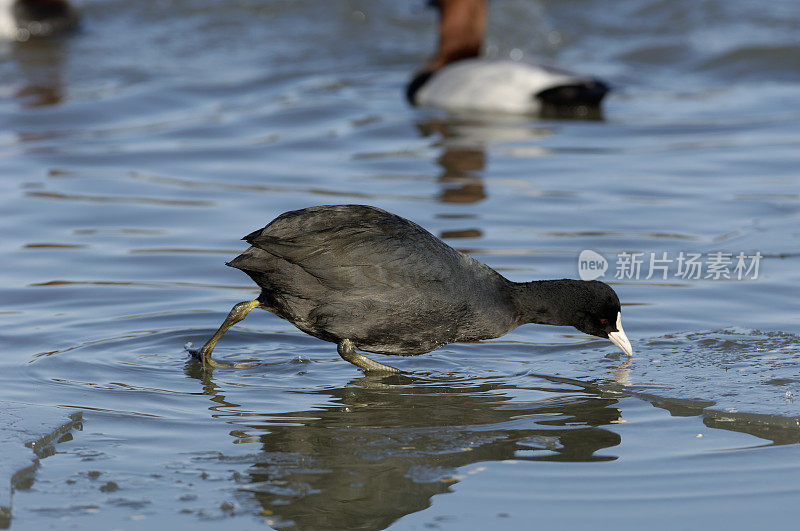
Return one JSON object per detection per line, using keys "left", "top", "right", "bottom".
{"left": 186, "top": 369, "right": 623, "bottom": 528}
{"left": 407, "top": 0, "right": 609, "bottom": 116}
{"left": 417, "top": 115, "right": 553, "bottom": 205}
{"left": 0, "top": 0, "right": 78, "bottom": 40}
{"left": 436, "top": 145, "right": 487, "bottom": 204}
{"left": 10, "top": 36, "right": 68, "bottom": 107}
{"left": 420, "top": 118, "right": 488, "bottom": 204}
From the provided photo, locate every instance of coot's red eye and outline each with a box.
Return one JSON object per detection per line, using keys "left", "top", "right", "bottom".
{"left": 600, "top": 319, "right": 609, "bottom": 325}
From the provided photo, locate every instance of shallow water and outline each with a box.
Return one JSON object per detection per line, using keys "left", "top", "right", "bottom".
{"left": 1, "top": 0, "right": 800, "bottom": 529}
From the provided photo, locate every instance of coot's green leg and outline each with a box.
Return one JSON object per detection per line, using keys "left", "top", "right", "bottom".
{"left": 195, "top": 300, "right": 260, "bottom": 369}
{"left": 337, "top": 339, "right": 401, "bottom": 373}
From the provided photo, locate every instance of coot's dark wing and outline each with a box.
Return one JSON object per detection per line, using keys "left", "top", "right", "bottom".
{"left": 225, "top": 205, "right": 515, "bottom": 354}
{"left": 233, "top": 205, "right": 468, "bottom": 290}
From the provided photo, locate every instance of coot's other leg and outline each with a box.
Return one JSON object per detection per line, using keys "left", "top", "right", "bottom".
{"left": 194, "top": 300, "right": 260, "bottom": 369}
{"left": 337, "top": 339, "right": 401, "bottom": 373}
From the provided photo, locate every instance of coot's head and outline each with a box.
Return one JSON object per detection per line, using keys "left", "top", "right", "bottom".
{"left": 566, "top": 281, "right": 632, "bottom": 356}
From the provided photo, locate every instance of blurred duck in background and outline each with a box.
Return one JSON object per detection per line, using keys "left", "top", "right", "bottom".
{"left": 407, "top": 0, "right": 609, "bottom": 117}
{"left": 0, "top": 0, "right": 78, "bottom": 40}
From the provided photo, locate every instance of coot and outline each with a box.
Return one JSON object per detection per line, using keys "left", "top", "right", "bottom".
{"left": 194, "top": 205, "right": 631, "bottom": 372}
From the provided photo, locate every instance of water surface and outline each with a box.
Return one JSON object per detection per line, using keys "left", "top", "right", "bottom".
{"left": 1, "top": 0, "right": 799, "bottom": 528}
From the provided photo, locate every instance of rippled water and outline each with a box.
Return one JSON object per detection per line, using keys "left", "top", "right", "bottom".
{"left": 1, "top": 0, "right": 799, "bottom": 529}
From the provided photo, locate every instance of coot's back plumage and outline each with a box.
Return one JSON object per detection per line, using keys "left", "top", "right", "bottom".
{"left": 227, "top": 205, "right": 518, "bottom": 355}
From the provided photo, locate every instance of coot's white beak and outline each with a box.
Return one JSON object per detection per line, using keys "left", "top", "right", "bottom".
{"left": 607, "top": 312, "right": 632, "bottom": 356}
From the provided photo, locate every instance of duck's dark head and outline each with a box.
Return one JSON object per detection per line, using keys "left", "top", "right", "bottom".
{"left": 519, "top": 279, "right": 632, "bottom": 356}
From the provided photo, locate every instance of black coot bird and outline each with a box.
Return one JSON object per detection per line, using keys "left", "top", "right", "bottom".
{"left": 194, "top": 205, "right": 632, "bottom": 372}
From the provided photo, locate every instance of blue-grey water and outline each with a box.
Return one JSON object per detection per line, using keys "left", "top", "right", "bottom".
{"left": 1, "top": 0, "right": 799, "bottom": 529}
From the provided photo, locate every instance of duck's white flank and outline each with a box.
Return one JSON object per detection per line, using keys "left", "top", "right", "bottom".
{"left": 415, "top": 58, "right": 586, "bottom": 114}
{"left": 0, "top": 0, "right": 17, "bottom": 40}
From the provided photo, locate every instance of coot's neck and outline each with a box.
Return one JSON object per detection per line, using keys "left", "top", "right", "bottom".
{"left": 509, "top": 279, "right": 583, "bottom": 326}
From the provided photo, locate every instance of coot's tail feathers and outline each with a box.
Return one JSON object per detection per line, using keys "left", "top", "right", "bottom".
{"left": 242, "top": 228, "right": 263, "bottom": 243}
{"left": 226, "top": 250, "right": 261, "bottom": 272}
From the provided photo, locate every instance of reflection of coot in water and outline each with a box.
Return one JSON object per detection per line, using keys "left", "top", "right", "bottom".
{"left": 219, "top": 375, "right": 624, "bottom": 529}
{"left": 194, "top": 205, "right": 631, "bottom": 372}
